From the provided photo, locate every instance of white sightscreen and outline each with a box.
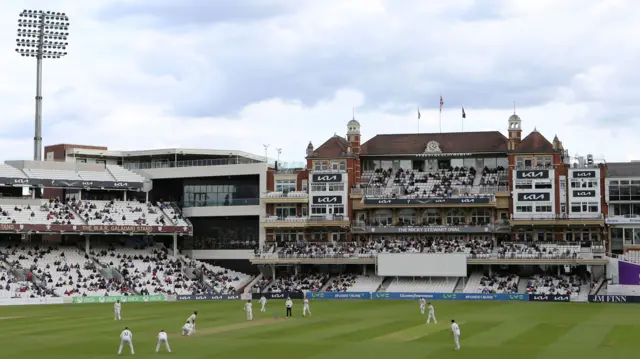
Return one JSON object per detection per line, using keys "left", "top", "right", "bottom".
{"left": 376, "top": 253, "right": 467, "bottom": 277}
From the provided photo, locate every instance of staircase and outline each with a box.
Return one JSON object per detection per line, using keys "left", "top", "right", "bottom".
{"left": 377, "top": 277, "right": 393, "bottom": 292}
{"left": 518, "top": 278, "right": 530, "bottom": 293}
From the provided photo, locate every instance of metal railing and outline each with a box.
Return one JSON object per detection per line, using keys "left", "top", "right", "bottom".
{"left": 123, "top": 157, "right": 261, "bottom": 170}
{"left": 263, "top": 215, "right": 350, "bottom": 223}
{"left": 261, "top": 191, "right": 309, "bottom": 199}
{"left": 512, "top": 213, "right": 604, "bottom": 220}
{"left": 351, "top": 220, "right": 496, "bottom": 228}
{"left": 183, "top": 198, "right": 259, "bottom": 208}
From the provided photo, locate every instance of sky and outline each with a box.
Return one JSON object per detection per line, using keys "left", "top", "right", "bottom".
{"left": 1, "top": 0, "right": 639, "bottom": 165}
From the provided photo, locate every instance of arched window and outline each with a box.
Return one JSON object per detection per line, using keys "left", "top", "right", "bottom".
{"left": 470, "top": 209, "right": 491, "bottom": 226}
{"left": 372, "top": 209, "right": 393, "bottom": 226}
{"left": 422, "top": 209, "right": 442, "bottom": 225}
{"left": 397, "top": 209, "right": 417, "bottom": 225}
{"left": 446, "top": 208, "right": 467, "bottom": 225}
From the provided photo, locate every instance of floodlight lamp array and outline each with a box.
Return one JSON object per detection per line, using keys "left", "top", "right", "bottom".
{"left": 16, "top": 10, "right": 70, "bottom": 58}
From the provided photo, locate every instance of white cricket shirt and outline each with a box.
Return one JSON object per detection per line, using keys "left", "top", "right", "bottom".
{"left": 158, "top": 331, "right": 168, "bottom": 340}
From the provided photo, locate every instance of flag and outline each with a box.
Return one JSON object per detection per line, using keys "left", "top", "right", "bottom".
{"left": 439, "top": 96, "right": 444, "bottom": 112}
{"left": 417, "top": 107, "right": 421, "bottom": 119}
{"left": 462, "top": 106, "right": 466, "bottom": 119}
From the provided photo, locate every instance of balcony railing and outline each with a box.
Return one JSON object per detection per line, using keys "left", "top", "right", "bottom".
{"left": 183, "top": 198, "right": 259, "bottom": 208}
{"left": 123, "top": 157, "right": 261, "bottom": 170}
{"left": 263, "top": 215, "right": 349, "bottom": 223}
{"left": 350, "top": 187, "right": 364, "bottom": 195}
{"left": 262, "top": 191, "right": 309, "bottom": 199}
{"left": 511, "top": 213, "right": 604, "bottom": 220}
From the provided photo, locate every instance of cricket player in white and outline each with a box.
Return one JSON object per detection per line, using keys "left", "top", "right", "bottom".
{"left": 285, "top": 297, "right": 293, "bottom": 318}
{"left": 419, "top": 298, "right": 426, "bottom": 315}
{"left": 260, "top": 295, "right": 267, "bottom": 312}
{"left": 156, "top": 329, "right": 171, "bottom": 353}
{"left": 244, "top": 300, "right": 253, "bottom": 321}
{"left": 181, "top": 323, "right": 194, "bottom": 336}
{"left": 303, "top": 298, "right": 312, "bottom": 317}
{"left": 451, "top": 320, "right": 461, "bottom": 350}
{"left": 186, "top": 311, "right": 197, "bottom": 334}
{"left": 118, "top": 327, "right": 135, "bottom": 355}
{"left": 427, "top": 302, "right": 437, "bottom": 324}
{"left": 114, "top": 300, "right": 122, "bottom": 321}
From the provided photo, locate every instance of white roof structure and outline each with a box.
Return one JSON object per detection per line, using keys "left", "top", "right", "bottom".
{"left": 67, "top": 148, "right": 266, "bottom": 163}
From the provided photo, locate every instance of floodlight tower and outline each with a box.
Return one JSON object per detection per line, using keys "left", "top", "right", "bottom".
{"left": 15, "top": 10, "right": 70, "bottom": 161}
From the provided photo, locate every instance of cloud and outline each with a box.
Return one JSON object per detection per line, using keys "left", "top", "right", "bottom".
{"left": 0, "top": 0, "right": 638, "bottom": 163}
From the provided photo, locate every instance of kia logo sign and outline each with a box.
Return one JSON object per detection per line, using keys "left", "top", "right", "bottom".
{"left": 82, "top": 182, "right": 93, "bottom": 186}
{"left": 114, "top": 182, "right": 128, "bottom": 187}
{"left": 195, "top": 296, "right": 207, "bottom": 300}
{"left": 312, "top": 196, "right": 342, "bottom": 204}
{"left": 517, "top": 193, "right": 550, "bottom": 201}
{"left": 572, "top": 171, "right": 596, "bottom": 178}
{"left": 312, "top": 174, "right": 342, "bottom": 183}
{"left": 573, "top": 190, "right": 596, "bottom": 197}
{"left": 13, "top": 178, "right": 29, "bottom": 184}
{"left": 460, "top": 199, "right": 475, "bottom": 203}
{"left": 516, "top": 170, "right": 549, "bottom": 179}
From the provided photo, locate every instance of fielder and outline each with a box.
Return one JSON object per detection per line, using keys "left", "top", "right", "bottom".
{"left": 260, "top": 295, "right": 267, "bottom": 312}
{"left": 451, "top": 320, "right": 461, "bottom": 350}
{"left": 303, "top": 298, "right": 312, "bottom": 317}
{"left": 117, "top": 327, "right": 135, "bottom": 355}
{"left": 419, "top": 298, "right": 426, "bottom": 315}
{"left": 244, "top": 299, "right": 253, "bottom": 321}
{"left": 285, "top": 297, "right": 293, "bottom": 318}
{"left": 181, "top": 323, "right": 194, "bottom": 336}
{"left": 427, "top": 302, "right": 437, "bottom": 324}
{"left": 114, "top": 300, "right": 122, "bottom": 320}
{"left": 155, "top": 329, "right": 171, "bottom": 353}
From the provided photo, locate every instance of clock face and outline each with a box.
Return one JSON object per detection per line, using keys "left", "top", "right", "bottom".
{"left": 427, "top": 141, "right": 438, "bottom": 150}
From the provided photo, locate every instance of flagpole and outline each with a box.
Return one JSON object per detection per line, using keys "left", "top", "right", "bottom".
{"left": 462, "top": 105, "right": 464, "bottom": 132}
{"left": 439, "top": 109, "right": 442, "bottom": 133}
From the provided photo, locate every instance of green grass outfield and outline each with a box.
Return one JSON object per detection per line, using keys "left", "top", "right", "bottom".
{"left": 0, "top": 300, "right": 638, "bottom": 358}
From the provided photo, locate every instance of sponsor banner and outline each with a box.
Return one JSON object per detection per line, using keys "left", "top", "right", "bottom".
{"left": 0, "top": 223, "right": 191, "bottom": 234}
{"left": 588, "top": 295, "right": 640, "bottom": 303}
{"left": 606, "top": 217, "right": 640, "bottom": 224}
{"left": 618, "top": 261, "right": 640, "bottom": 285}
{"left": 0, "top": 176, "right": 143, "bottom": 189}
{"left": 355, "top": 226, "right": 492, "bottom": 234}
{"left": 529, "top": 294, "right": 571, "bottom": 302}
{"left": 0, "top": 297, "right": 64, "bottom": 306}
{"left": 572, "top": 170, "right": 597, "bottom": 178}
{"left": 176, "top": 294, "right": 240, "bottom": 301}
{"left": 72, "top": 295, "right": 165, "bottom": 304}
{"left": 252, "top": 292, "right": 304, "bottom": 300}
{"left": 517, "top": 192, "right": 551, "bottom": 202}
{"left": 370, "top": 292, "right": 529, "bottom": 301}
{"left": 572, "top": 190, "right": 596, "bottom": 198}
{"left": 312, "top": 195, "right": 342, "bottom": 204}
{"left": 516, "top": 170, "right": 550, "bottom": 179}
{"left": 311, "top": 174, "right": 343, "bottom": 183}
{"left": 306, "top": 292, "right": 370, "bottom": 299}
{"left": 363, "top": 197, "right": 491, "bottom": 205}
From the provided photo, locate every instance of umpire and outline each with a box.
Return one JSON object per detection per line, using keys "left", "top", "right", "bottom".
{"left": 285, "top": 296, "right": 293, "bottom": 318}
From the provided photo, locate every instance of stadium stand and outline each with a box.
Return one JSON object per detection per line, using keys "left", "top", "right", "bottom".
{"left": 0, "top": 163, "right": 27, "bottom": 178}
{"left": 263, "top": 274, "right": 330, "bottom": 293}
{"left": 75, "top": 199, "right": 170, "bottom": 226}
{"left": 106, "top": 165, "right": 146, "bottom": 182}
{"left": 385, "top": 277, "right": 459, "bottom": 293}
{"left": 497, "top": 243, "right": 580, "bottom": 259}
{"left": 325, "top": 275, "right": 384, "bottom": 292}
{"left": 463, "top": 272, "right": 519, "bottom": 293}
{"left": 525, "top": 275, "right": 582, "bottom": 296}
{"left": 620, "top": 252, "right": 640, "bottom": 264}
{"left": 0, "top": 198, "right": 85, "bottom": 225}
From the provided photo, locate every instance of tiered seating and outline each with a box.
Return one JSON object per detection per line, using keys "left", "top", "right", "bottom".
{"left": 361, "top": 237, "right": 426, "bottom": 253}
{"left": 621, "top": 252, "right": 640, "bottom": 264}
{"left": 423, "top": 236, "right": 492, "bottom": 258}
{"left": 263, "top": 274, "right": 329, "bottom": 293}
{"left": 250, "top": 276, "right": 272, "bottom": 293}
{"left": 478, "top": 168, "right": 507, "bottom": 188}
{"left": 1, "top": 245, "right": 109, "bottom": 296}
{"left": 385, "top": 277, "right": 458, "bottom": 293}
{"left": 476, "top": 274, "right": 519, "bottom": 294}
{"left": 264, "top": 191, "right": 308, "bottom": 198}
{"left": 77, "top": 170, "right": 117, "bottom": 182}
{"left": 185, "top": 260, "right": 251, "bottom": 294}
{"left": 525, "top": 275, "right": 581, "bottom": 296}
{"left": 0, "top": 199, "right": 85, "bottom": 225}
{"left": 75, "top": 200, "right": 170, "bottom": 226}
{"left": 279, "top": 242, "right": 361, "bottom": 258}
{"left": 106, "top": 165, "right": 145, "bottom": 182}
{"left": 22, "top": 168, "right": 81, "bottom": 180}
{"left": 497, "top": 243, "right": 580, "bottom": 259}
{"left": 0, "top": 269, "right": 48, "bottom": 298}
{"left": 157, "top": 202, "right": 189, "bottom": 227}
{"left": 92, "top": 246, "right": 198, "bottom": 295}
{"left": 0, "top": 164, "right": 27, "bottom": 178}
{"left": 326, "top": 275, "right": 383, "bottom": 292}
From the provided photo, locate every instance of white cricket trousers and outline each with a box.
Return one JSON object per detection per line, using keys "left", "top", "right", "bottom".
{"left": 118, "top": 339, "right": 134, "bottom": 355}
{"left": 156, "top": 338, "right": 171, "bottom": 353}
{"left": 246, "top": 310, "right": 253, "bottom": 321}
{"left": 261, "top": 304, "right": 266, "bottom": 312}
{"left": 454, "top": 333, "right": 460, "bottom": 350}
{"left": 114, "top": 309, "right": 121, "bottom": 320}
{"left": 303, "top": 305, "right": 311, "bottom": 316}
{"left": 182, "top": 325, "right": 193, "bottom": 336}
{"left": 420, "top": 305, "right": 425, "bottom": 314}
{"left": 427, "top": 313, "right": 437, "bottom": 324}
